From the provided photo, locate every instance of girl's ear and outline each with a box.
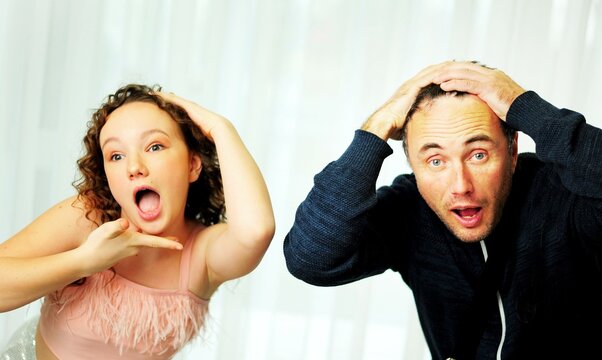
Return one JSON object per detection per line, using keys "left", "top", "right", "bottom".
{"left": 189, "top": 154, "right": 202, "bottom": 182}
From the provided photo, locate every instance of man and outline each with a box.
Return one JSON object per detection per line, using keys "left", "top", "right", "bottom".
{"left": 283, "top": 61, "right": 602, "bottom": 359}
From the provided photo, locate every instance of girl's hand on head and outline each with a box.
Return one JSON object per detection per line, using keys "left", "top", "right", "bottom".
{"left": 77, "top": 218, "right": 183, "bottom": 275}
{"left": 156, "top": 91, "right": 230, "bottom": 142}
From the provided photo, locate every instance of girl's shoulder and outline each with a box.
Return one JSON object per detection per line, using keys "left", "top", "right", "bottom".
{"left": 47, "top": 195, "right": 100, "bottom": 238}
{"left": 187, "top": 222, "right": 222, "bottom": 266}
{"left": 186, "top": 221, "right": 226, "bottom": 299}
{"left": 189, "top": 221, "right": 229, "bottom": 260}
{"left": 192, "top": 221, "right": 226, "bottom": 241}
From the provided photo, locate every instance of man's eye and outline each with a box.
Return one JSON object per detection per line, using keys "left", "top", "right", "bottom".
{"left": 430, "top": 159, "right": 442, "bottom": 167}
{"left": 473, "top": 152, "right": 486, "bottom": 160}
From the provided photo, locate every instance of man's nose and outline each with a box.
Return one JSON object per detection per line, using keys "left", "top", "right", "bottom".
{"left": 450, "top": 163, "right": 473, "bottom": 195}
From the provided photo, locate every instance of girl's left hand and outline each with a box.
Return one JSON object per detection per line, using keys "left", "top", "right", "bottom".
{"left": 156, "top": 92, "right": 228, "bottom": 141}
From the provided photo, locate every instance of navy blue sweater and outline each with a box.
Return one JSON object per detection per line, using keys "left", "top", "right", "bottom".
{"left": 284, "top": 92, "right": 602, "bottom": 359}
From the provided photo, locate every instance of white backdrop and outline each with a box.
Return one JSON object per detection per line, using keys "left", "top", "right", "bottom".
{"left": 1, "top": 0, "right": 601, "bottom": 359}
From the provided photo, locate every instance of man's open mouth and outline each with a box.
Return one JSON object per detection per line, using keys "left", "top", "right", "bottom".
{"left": 452, "top": 207, "right": 481, "bottom": 218}
{"left": 451, "top": 207, "right": 483, "bottom": 228}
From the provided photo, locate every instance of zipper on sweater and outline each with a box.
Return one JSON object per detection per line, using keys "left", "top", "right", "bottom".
{"left": 480, "top": 241, "right": 506, "bottom": 360}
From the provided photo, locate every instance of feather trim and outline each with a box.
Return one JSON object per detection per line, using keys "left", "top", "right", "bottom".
{"left": 46, "top": 270, "right": 208, "bottom": 355}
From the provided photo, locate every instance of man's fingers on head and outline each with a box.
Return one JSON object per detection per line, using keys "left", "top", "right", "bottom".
{"left": 432, "top": 61, "right": 492, "bottom": 84}
{"left": 439, "top": 79, "right": 479, "bottom": 93}
{"left": 418, "top": 60, "right": 454, "bottom": 75}
{"left": 445, "top": 60, "right": 491, "bottom": 73}
{"left": 412, "top": 62, "right": 450, "bottom": 85}
{"left": 406, "top": 61, "right": 459, "bottom": 92}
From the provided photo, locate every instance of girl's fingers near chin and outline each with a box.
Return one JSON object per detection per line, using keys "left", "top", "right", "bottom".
{"left": 133, "top": 233, "right": 183, "bottom": 250}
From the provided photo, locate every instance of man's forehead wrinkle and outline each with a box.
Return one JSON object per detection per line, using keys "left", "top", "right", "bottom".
{"left": 420, "top": 108, "right": 491, "bottom": 122}
{"left": 414, "top": 120, "right": 491, "bottom": 137}
{"left": 410, "top": 122, "right": 495, "bottom": 155}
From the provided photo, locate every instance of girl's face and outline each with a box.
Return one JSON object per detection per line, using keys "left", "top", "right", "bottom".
{"left": 99, "top": 101, "right": 202, "bottom": 235}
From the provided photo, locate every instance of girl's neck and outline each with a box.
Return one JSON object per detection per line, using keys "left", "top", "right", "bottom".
{"left": 152, "top": 219, "right": 197, "bottom": 246}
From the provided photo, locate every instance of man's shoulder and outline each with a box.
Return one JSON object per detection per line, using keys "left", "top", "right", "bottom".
{"left": 378, "top": 173, "right": 421, "bottom": 201}
{"left": 516, "top": 152, "right": 545, "bottom": 174}
{"left": 383, "top": 172, "right": 417, "bottom": 190}
{"left": 513, "top": 152, "right": 553, "bottom": 191}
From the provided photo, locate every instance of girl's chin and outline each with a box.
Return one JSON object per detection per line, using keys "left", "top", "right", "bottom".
{"left": 124, "top": 216, "right": 164, "bottom": 235}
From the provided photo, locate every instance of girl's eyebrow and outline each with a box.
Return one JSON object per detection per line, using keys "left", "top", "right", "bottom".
{"left": 101, "top": 129, "right": 170, "bottom": 150}
{"left": 140, "top": 129, "right": 170, "bottom": 141}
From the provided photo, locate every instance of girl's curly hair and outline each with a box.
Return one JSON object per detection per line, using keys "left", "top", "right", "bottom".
{"left": 73, "top": 84, "right": 225, "bottom": 226}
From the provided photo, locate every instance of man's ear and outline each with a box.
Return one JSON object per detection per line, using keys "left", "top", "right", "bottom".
{"left": 511, "top": 132, "right": 519, "bottom": 169}
{"left": 189, "top": 154, "right": 202, "bottom": 182}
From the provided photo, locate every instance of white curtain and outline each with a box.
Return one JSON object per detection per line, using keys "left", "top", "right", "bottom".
{"left": 1, "top": 0, "right": 600, "bottom": 358}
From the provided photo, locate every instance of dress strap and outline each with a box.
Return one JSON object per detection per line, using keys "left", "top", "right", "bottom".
{"left": 178, "top": 228, "right": 198, "bottom": 291}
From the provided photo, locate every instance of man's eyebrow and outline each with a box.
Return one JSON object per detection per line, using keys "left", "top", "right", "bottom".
{"left": 418, "top": 142, "right": 442, "bottom": 155}
{"left": 465, "top": 134, "right": 495, "bottom": 145}
{"left": 418, "top": 134, "right": 495, "bottom": 155}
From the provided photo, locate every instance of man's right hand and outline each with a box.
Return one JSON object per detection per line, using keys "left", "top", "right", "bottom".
{"left": 362, "top": 61, "right": 451, "bottom": 141}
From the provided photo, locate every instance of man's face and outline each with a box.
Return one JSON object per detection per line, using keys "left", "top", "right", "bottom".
{"left": 406, "top": 95, "right": 518, "bottom": 243}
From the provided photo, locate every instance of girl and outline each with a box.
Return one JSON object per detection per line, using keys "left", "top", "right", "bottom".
{"left": 0, "top": 84, "right": 275, "bottom": 359}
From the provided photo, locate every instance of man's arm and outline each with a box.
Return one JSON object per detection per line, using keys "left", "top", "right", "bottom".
{"left": 507, "top": 91, "right": 602, "bottom": 198}
{"left": 283, "top": 131, "right": 396, "bottom": 286}
{"left": 508, "top": 91, "right": 602, "bottom": 249}
{"left": 283, "top": 64, "right": 447, "bottom": 285}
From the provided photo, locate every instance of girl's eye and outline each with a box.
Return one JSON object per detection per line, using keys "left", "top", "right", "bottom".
{"left": 110, "top": 154, "right": 123, "bottom": 161}
{"left": 149, "top": 144, "right": 163, "bottom": 152}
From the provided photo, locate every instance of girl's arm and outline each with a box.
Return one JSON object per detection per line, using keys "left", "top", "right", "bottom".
{"left": 160, "top": 93, "right": 275, "bottom": 286}
{"left": 0, "top": 196, "right": 94, "bottom": 311}
{"left": 0, "top": 196, "right": 184, "bottom": 312}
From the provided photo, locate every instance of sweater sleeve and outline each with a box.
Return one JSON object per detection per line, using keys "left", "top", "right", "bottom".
{"left": 507, "top": 91, "right": 602, "bottom": 248}
{"left": 283, "top": 130, "right": 407, "bottom": 286}
{"left": 507, "top": 91, "right": 602, "bottom": 198}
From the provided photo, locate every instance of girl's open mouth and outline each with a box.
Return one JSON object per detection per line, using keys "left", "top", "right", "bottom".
{"left": 134, "top": 186, "right": 161, "bottom": 221}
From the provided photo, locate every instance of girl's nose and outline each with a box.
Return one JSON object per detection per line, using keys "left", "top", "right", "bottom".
{"left": 127, "top": 155, "right": 148, "bottom": 179}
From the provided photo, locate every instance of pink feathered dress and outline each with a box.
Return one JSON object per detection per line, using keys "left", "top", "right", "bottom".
{"left": 38, "top": 233, "right": 209, "bottom": 359}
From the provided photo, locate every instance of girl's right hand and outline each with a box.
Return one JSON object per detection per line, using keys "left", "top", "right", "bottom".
{"left": 77, "top": 218, "right": 183, "bottom": 275}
